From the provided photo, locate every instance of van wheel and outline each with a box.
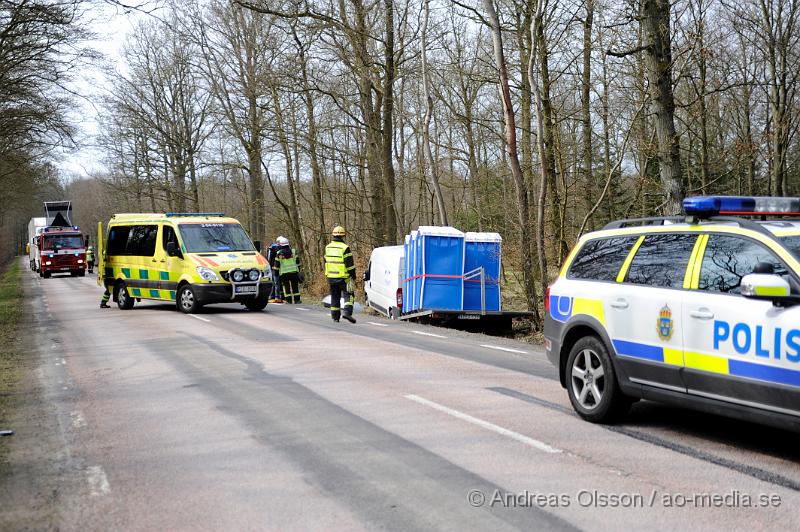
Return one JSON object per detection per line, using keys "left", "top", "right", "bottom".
{"left": 117, "top": 282, "right": 135, "bottom": 310}
{"left": 245, "top": 294, "right": 268, "bottom": 311}
{"left": 566, "top": 336, "right": 631, "bottom": 423}
{"left": 177, "top": 284, "right": 201, "bottom": 314}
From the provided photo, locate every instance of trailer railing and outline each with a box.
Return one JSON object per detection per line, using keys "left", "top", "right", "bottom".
{"left": 462, "top": 266, "right": 486, "bottom": 315}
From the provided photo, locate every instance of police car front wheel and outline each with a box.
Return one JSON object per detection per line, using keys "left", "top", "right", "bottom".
{"left": 566, "top": 336, "right": 631, "bottom": 423}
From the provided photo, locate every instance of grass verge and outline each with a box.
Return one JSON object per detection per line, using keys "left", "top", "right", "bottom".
{"left": 0, "top": 259, "right": 24, "bottom": 445}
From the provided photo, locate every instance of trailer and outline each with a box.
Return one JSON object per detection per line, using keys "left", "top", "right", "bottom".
{"left": 398, "top": 227, "right": 533, "bottom": 333}
{"left": 27, "top": 217, "right": 46, "bottom": 271}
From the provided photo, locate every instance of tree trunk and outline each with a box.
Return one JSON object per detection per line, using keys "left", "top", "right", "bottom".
{"left": 641, "top": 0, "right": 684, "bottom": 213}
{"left": 482, "top": 0, "right": 538, "bottom": 317}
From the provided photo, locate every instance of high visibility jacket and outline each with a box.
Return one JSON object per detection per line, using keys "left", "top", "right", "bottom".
{"left": 87, "top": 250, "right": 94, "bottom": 262}
{"left": 325, "top": 240, "right": 354, "bottom": 279}
{"left": 279, "top": 254, "right": 299, "bottom": 275}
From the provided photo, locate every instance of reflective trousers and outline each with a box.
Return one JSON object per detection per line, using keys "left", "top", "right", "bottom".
{"left": 328, "top": 278, "right": 353, "bottom": 321}
{"left": 280, "top": 272, "right": 301, "bottom": 303}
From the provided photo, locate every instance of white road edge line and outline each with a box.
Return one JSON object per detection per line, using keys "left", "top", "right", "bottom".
{"left": 480, "top": 344, "right": 529, "bottom": 355}
{"left": 411, "top": 330, "right": 447, "bottom": 339}
{"left": 295, "top": 307, "right": 311, "bottom": 311}
{"left": 87, "top": 465, "right": 111, "bottom": 496}
{"left": 405, "top": 394, "right": 561, "bottom": 454}
{"left": 188, "top": 314, "right": 211, "bottom": 323}
{"left": 368, "top": 321, "right": 389, "bottom": 327}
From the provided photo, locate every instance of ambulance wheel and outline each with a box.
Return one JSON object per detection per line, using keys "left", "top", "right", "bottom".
{"left": 78, "top": 269, "right": 85, "bottom": 277}
{"left": 244, "top": 295, "right": 268, "bottom": 311}
{"left": 566, "top": 336, "right": 631, "bottom": 423}
{"left": 116, "top": 282, "right": 135, "bottom": 310}
{"left": 42, "top": 271, "right": 50, "bottom": 279}
{"left": 177, "top": 284, "right": 201, "bottom": 314}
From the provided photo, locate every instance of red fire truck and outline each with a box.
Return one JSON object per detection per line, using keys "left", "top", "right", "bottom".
{"left": 35, "top": 201, "right": 88, "bottom": 278}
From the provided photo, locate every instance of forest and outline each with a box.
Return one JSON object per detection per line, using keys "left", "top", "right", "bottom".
{"left": 3, "top": 0, "right": 800, "bottom": 324}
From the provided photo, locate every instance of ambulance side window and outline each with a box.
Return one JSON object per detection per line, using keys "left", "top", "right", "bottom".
{"left": 126, "top": 225, "right": 158, "bottom": 257}
{"left": 162, "top": 225, "right": 179, "bottom": 252}
{"left": 698, "top": 235, "right": 788, "bottom": 294}
{"left": 567, "top": 236, "right": 639, "bottom": 281}
{"left": 107, "top": 226, "right": 131, "bottom": 255}
{"left": 624, "top": 234, "right": 697, "bottom": 288}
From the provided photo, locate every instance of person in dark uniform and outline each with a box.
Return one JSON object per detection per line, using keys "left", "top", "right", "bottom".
{"left": 276, "top": 239, "right": 301, "bottom": 304}
{"left": 267, "top": 237, "right": 284, "bottom": 303}
{"left": 324, "top": 226, "right": 356, "bottom": 323}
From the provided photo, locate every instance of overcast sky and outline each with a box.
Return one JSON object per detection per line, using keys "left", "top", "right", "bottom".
{"left": 57, "top": 3, "right": 146, "bottom": 181}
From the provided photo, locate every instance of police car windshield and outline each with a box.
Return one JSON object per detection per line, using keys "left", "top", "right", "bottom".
{"left": 779, "top": 236, "right": 800, "bottom": 259}
{"left": 178, "top": 223, "right": 254, "bottom": 253}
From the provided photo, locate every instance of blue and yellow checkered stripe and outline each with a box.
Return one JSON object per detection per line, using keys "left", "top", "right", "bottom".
{"left": 106, "top": 266, "right": 178, "bottom": 301}
{"left": 613, "top": 339, "right": 800, "bottom": 388}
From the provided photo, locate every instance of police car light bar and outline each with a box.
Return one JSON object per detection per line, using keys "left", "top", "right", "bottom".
{"left": 165, "top": 212, "right": 225, "bottom": 217}
{"left": 683, "top": 196, "right": 800, "bottom": 217}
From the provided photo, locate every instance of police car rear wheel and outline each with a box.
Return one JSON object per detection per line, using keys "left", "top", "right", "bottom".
{"left": 566, "top": 336, "right": 630, "bottom": 423}
{"left": 177, "top": 284, "right": 201, "bottom": 314}
{"left": 117, "top": 282, "right": 134, "bottom": 310}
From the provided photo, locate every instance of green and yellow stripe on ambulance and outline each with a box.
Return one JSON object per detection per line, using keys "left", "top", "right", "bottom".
{"left": 107, "top": 265, "right": 181, "bottom": 301}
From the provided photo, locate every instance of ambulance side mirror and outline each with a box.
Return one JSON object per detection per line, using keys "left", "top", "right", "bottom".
{"left": 254, "top": 240, "right": 262, "bottom": 253}
{"left": 166, "top": 242, "right": 182, "bottom": 258}
{"left": 741, "top": 273, "right": 799, "bottom": 306}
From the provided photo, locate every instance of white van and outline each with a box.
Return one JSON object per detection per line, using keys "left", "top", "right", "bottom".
{"left": 364, "top": 245, "right": 405, "bottom": 319}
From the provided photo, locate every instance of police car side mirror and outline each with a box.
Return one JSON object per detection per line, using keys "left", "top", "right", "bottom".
{"left": 254, "top": 240, "right": 262, "bottom": 253}
{"left": 741, "top": 273, "right": 799, "bottom": 307}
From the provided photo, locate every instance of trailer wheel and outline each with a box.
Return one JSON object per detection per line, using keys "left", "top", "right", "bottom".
{"left": 116, "top": 282, "right": 135, "bottom": 310}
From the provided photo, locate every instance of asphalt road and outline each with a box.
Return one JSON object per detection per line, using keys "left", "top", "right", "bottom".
{"left": 2, "top": 263, "right": 800, "bottom": 530}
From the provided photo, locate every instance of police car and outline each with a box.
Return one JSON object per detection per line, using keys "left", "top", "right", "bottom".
{"left": 545, "top": 196, "right": 800, "bottom": 431}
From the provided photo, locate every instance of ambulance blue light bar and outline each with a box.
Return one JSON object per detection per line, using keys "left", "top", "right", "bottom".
{"left": 165, "top": 212, "right": 225, "bottom": 217}
{"left": 683, "top": 196, "right": 800, "bottom": 217}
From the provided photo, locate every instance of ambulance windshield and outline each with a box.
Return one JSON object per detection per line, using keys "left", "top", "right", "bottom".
{"left": 178, "top": 223, "right": 254, "bottom": 253}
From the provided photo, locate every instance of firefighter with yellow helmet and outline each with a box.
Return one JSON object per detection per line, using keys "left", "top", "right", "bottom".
{"left": 325, "top": 225, "right": 356, "bottom": 323}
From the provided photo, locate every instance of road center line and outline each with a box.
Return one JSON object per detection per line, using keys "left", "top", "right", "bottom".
{"left": 87, "top": 465, "right": 111, "bottom": 496}
{"left": 368, "top": 321, "right": 389, "bottom": 327}
{"left": 188, "top": 314, "right": 210, "bottom": 323}
{"left": 405, "top": 394, "right": 561, "bottom": 454}
{"left": 411, "top": 330, "right": 447, "bottom": 339}
{"left": 480, "top": 344, "right": 528, "bottom": 355}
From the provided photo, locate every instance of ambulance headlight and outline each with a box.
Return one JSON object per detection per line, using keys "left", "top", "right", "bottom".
{"left": 77, "top": 260, "right": 83, "bottom": 264}
{"left": 248, "top": 269, "right": 260, "bottom": 281}
{"left": 196, "top": 266, "right": 219, "bottom": 282}
{"left": 45, "top": 261, "right": 51, "bottom": 266}
{"left": 231, "top": 269, "right": 245, "bottom": 282}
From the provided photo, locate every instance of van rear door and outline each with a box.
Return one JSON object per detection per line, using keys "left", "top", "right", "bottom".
{"left": 97, "top": 222, "right": 104, "bottom": 286}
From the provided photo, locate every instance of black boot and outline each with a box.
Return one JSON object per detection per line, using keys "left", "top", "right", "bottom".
{"left": 343, "top": 314, "right": 356, "bottom": 324}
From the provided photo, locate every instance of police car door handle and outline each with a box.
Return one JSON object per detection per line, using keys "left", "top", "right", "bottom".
{"left": 690, "top": 308, "right": 714, "bottom": 320}
{"left": 610, "top": 298, "right": 629, "bottom": 309}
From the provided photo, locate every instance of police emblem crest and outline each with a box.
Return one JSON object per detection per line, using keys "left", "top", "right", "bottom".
{"left": 657, "top": 304, "right": 673, "bottom": 341}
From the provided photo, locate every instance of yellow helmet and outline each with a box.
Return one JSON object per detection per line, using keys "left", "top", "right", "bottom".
{"left": 332, "top": 225, "right": 346, "bottom": 237}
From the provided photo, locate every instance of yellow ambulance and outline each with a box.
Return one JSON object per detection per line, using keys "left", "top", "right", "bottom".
{"left": 97, "top": 213, "right": 272, "bottom": 313}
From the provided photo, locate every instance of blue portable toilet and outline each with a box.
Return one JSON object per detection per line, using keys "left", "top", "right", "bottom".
{"left": 403, "top": 234, "right": 411, "bottom": 312}
{"left": 417, "top": 226, "right": 465, "bottom": 311}
{"left": 463, "top": 232, "right": 502, "bottom": 312}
